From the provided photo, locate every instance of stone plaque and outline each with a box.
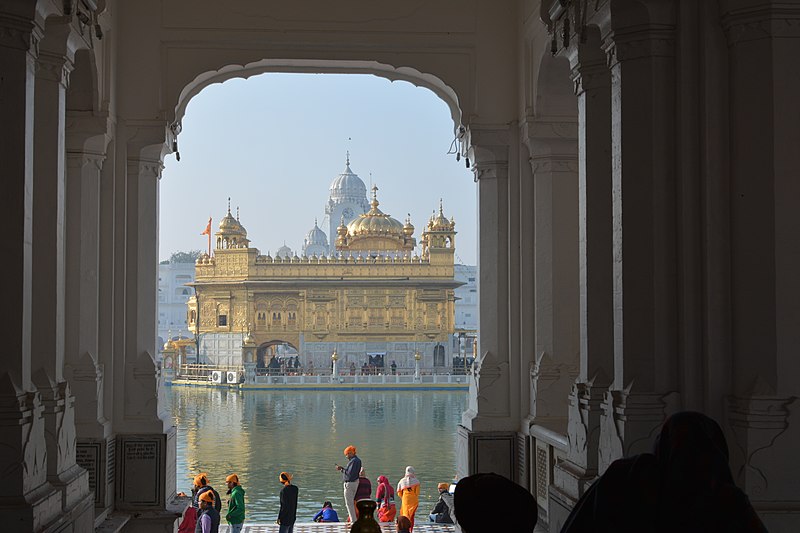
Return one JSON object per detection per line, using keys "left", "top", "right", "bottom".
{"left": 76, "top": 442, "right": 101, "bottom": 506}
{"left": 116, "top": 435, "right": 164, "bottom": 509}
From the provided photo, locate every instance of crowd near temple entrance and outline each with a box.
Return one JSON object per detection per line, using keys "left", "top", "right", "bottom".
{"left": 2, "top": 0, "right": 799, "bottom": 531}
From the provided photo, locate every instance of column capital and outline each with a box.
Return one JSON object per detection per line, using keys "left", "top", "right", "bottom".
{"left": 602, "top": 27, "right": 675, "bottom": 68}
{"left": 467, "top": 124, "right": 511, "bottom": 181}
{"left": 36, "top": 50, "right": 73, "bottom": 86}
{"left": 721, "top": 2, "right": 800, "bottom": 45}
{"left": 0, "top": 14, "right": 41, "bottom": 54}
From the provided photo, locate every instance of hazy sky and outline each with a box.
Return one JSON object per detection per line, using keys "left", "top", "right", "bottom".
{"left": 160, "top": 73, "right": 477, "bottom": 264}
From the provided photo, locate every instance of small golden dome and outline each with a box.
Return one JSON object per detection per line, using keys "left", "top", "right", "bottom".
{"left": 429, "top": 199, "right": 453, "bottom": 231}
{"left": 217, "top": 198, "right": 247, "bottom": 236}
{"left": 346, "top": 185, "right": 404, "bottom": 237}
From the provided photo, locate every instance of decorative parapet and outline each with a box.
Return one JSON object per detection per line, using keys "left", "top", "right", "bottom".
{"left": 194, "top": 249, "right": 455, "bottom": 281}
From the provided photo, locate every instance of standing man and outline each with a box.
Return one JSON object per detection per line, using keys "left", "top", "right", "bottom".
{"left": 336, "top": 445, "right": 362, "bottom": 523}
{"left": 197, "top": 491, "right": 221, "bottom": 533}
{"left": 277, "top": 471, "right": 298, "bottom": 533}
{"left": 225, "top": 473, "right": 246, "bottom": 532}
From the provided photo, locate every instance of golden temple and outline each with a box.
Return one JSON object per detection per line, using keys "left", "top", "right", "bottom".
{"left": 187, "top": 161, "right": 460, "bottom": 372}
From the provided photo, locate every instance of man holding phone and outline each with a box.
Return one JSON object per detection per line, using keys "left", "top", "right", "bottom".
{"left": 335, "top": 445, "right": 361, "bottom": 523}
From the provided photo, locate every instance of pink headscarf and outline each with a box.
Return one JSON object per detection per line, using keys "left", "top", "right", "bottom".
{"left": 376, "top": 475, "right": 395, "bottom": 504}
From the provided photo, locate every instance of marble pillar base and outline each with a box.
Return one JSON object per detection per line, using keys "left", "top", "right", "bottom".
{"left": 456, "top": 425, "right": 519, "bottom": 481}
{"left": 76, "top": 436, "right": 116, "bottom": 514}
{"left": 728, "top": 393, "right": 800, "bottom": 531}
{"left": 115, "top": 428, "right": 177, "bottom": 512}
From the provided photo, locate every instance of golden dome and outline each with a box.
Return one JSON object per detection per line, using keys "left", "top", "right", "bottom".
{"left": 428, "top": 199, "right": 454, "bottom": 232}
{"left": 217, "top": 198, "right": 247, "bottom": 236}
{"left": 346, "top": 185, "right": 404, "bottom": 237}
{"left": 403, "top": 215, "right": 415, "bottom": 237}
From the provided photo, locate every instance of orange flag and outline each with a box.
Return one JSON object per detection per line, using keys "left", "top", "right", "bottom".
{"left": 201, "top": 217, "right": 212, "bottom": 235}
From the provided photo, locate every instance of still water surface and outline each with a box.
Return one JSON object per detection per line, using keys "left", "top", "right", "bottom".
{"left": 167, "top": 387, "right": 467, "bottom": 522}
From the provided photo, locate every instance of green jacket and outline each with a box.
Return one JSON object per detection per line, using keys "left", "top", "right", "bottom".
{"left": 226, "top": 485, "right": 246, "bottom": 524}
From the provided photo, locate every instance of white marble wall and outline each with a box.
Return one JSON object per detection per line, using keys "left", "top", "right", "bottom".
{"left": 1, "top": 1, "right": 798, "bottom": 531}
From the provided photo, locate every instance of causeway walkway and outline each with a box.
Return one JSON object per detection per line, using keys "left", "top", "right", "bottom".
{"left": 218, "top": 523, "right": 456, "bottom": 532}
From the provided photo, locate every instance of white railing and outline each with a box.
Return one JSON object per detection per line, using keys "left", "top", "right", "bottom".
{"left": 252, "top": 373, "right": 470, "bottom": 386}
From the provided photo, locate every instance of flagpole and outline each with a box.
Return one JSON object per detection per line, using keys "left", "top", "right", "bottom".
{"left": 208, "top": 218, "right": 212, "bottom": 257}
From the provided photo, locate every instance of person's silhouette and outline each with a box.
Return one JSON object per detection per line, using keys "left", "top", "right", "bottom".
{"left": 454, "top": 472, "right": 537, "bottom": 533}
{"left": 561, "top": 411, "right": 768, "bottom": 533}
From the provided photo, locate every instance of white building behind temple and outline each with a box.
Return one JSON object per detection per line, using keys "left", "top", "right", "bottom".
{"left": 157, "top": 261, "right": 195, "bottom": 354}
{"left": 454, "top": 264, "right": 478, "bottom": 331}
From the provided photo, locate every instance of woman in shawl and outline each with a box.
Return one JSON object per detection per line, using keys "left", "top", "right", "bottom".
{"left": 375, "top": 475, "right": 396, "bottom": 522}
{"left": 560, "top": 411, "right": 768, "bottom": 533}
{"left": 396, "top": 466, "right": 421, "bottom": 531}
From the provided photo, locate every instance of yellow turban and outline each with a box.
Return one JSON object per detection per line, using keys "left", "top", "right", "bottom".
{"left": 343, "top": 445, "right": 356, "bottom": 456}
{"left": 226, "top": 473, "right": 239, "bottom": 484}
{"left": 199, "top": 490, "right": 215, "bottom": 503}
{"left": 280, "top": 472, "right": 293, "bottom": 483}
{"left": 438, "top": 483, "right": 449, "bottom": 491}
{"left": 193, "top": 473, "right": 209, "bottom": 487}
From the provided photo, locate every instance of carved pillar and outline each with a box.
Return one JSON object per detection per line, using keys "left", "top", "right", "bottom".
{"left": 598, "top": 21, "right": 681, "bottom": 472}
{"left": 64, "top": 122, "right": 115, "bottom": 514}
{"left": 0, "top": 11, "right": 63, "bottom": 529}
{"left": 549, "top": 35, "right": 615, "bottom": 531}
{"left": 30, "top": 21, "right": 93, "bottom": 522}
{"left": 524, "top": 118, "right": 580, "bottom": 433}
{"left": 64, "top": 147, "right": 108, "bottom": 437}
{"left": 721, "top": 2, "right": 800, "bottom": 529}
{"left": 457, "top": 125, "right": 520, "bottom": 481}
{"left": 112, "top": 133, "right": 176, "bottom": 522}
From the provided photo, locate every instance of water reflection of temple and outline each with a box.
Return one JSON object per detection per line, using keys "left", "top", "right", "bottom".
{"left": 187, "top": 159, "right": 462, "bottom": 372}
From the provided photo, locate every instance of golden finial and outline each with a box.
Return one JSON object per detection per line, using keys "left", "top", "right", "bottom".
{"left": 227, "top": 197, "right": 231, "bottom": 215}
{"left": 236, "top": 206, "right": 240, "bottom": 220}
{"left": 439, "top": 198, "right": 444, "bottom": 215}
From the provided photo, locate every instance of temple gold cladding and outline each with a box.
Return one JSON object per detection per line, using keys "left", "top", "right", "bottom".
{"left": 187, "top": 185, "right": 460, "bottom": 370}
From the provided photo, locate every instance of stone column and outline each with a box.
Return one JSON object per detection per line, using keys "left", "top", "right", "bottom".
{"left": 458, "top": 125, "right": 521, "bottom": 481}
{"left": 524, "top": 118, "right": 579, "bottom": 433}
{"left": 598, "top": 21, "right": 681, "bottom": 471}
{"left": 30, "top": 21, "right": 93, "bottom": 525}
{"left": 549, "top": 36, "right": 615, "bottom": 531}
{"left": 112, "top": 134, "right": 177, "bottom": 523}
{"left": 0, "top": 11, "right": 63, "bottom": 530}
{"left": 64, "top": 122, "right": 114, "bottom": 514}
{"left": 722, "top": 2, "right": 800, "bottom": 529}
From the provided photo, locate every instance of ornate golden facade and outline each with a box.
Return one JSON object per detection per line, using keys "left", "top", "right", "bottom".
{"left": 187, "top": 186, "right": 460, "bottom": 370}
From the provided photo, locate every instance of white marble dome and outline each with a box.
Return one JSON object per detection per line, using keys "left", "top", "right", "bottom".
{"left": 305, "top": 220, "right": 328, "bottom": 247}
{"left": 329, "top": 158, "right": 367, "bottom": 202}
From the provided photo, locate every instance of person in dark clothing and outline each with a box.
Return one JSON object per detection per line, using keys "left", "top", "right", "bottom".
{"left": 455, "top": 472, "right": 537, "bottom": 533}
{"left": 429, "top": 483, "right": 454, "bottom": 524}
{"left": 560, "top": 411, "right": 768, "bottom": 533}
{"left": 196, "top": 490, "right": 221, "bottom": 533}
{"left": 397, "top": 515, "right": 413, "bottom": 533}
{"left": 354, "top": 467, "right": 373, "bottom": 519}
{"left": 313, "top": 501, "right": 340, "bottom": 522}
{"left": 192, "top": 473, "right": 222, "bottom": 513}
{"left": 277, "top": 471, "right": 298, "bottom": 533}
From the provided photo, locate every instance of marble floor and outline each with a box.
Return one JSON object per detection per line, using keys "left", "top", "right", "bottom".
{"left": 218, "top": 523, "right": 455, "bottom": 532}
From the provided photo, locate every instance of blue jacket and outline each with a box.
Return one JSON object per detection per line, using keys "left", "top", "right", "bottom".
{"left": 342, "top": 456, "right": 362, "bottom": 483}
{"left": 313, "top": 507, "right": 340, "bottom": 522}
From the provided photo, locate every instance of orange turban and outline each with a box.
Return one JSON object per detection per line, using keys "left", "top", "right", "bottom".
{"left": 438, "top": 483, "right": 449, "bottom": 491}
{"left": 343, "top": 445, "right": 356, "bottom": 456}
{"left": 279, "top": 472, "right": 293, "bottom": 483}
{"left": 199, "top": 490, "right": 215, "bottom": 503}
{"left": 226, "top": 473, "right": 239, "bottom": 484}
{"left": 193, "top": 473, "right": 209, "bottom": 487}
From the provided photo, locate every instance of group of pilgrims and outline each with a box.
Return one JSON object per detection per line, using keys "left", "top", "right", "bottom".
{"left": 334, "top": 445, "right": 455, "bottom": 531}
{"left": 176, "top": 411, "right": 772, "bottom": 533}
{"left": 177, "top": 444, "right": 456, "bottom": 533}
